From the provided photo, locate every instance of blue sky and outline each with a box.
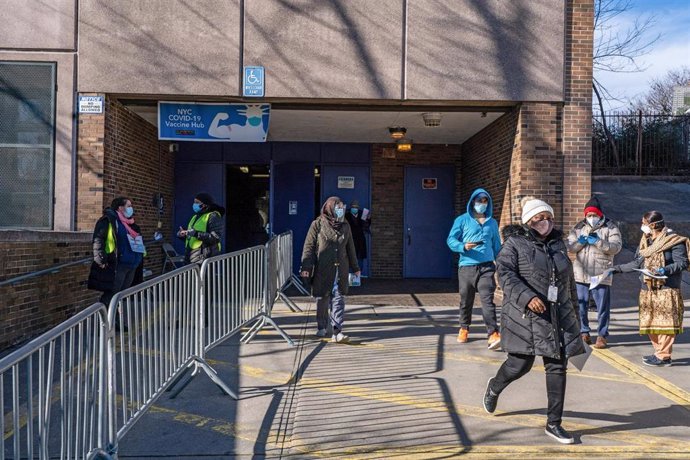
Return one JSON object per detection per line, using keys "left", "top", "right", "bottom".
{"left": 595, "top": 0, "right": 690, "bottom": 111}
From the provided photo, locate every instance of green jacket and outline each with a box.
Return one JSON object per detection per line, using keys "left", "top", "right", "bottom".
{"left": 300, "top": 216, "right": 360, "bottom": 297}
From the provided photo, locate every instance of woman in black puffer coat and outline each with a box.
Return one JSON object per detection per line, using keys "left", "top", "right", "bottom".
{"left": 483, "top": 197, "right": 585, "bottom": 445}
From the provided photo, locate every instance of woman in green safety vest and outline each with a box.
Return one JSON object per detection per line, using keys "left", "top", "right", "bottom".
{"left": 88, "top": 197, "right": 145, "bottom": 306}
{"left": 177, "top": 192, "right": 225, "bottom": 264}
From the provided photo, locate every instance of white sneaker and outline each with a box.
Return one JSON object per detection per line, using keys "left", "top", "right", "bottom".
{"left": 315, "top": 329, "right": 327, "bottom": 338}
{"left": 331, "top": 332, "right": 350, "bottom": 343}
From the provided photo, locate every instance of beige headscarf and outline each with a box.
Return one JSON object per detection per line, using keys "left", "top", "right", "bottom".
{"left": 638, "top": 230, "right": 690, "bottom": 288}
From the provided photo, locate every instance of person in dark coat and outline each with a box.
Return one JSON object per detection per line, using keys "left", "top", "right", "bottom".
{"left": 610, "top": 211, "right": 689, "bottom": 367}
{"left": 344, "top": 200, "right": 370, "bottom": 269}
{"left": 88, "top": 197, "right": 144, "bottom": 307}
{"left": 483, "top": 197, "right": 585, "bottom": 445}
{"left": 177, "top": 192, "right": 225, "bottom": 264}
{"left": 300, "top": 196, "right": 361, "bottom": 343}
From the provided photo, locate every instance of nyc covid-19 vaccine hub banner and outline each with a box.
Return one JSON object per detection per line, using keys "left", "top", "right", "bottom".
{"left": 158, "top": 102, "right": 270, "bottom": 142}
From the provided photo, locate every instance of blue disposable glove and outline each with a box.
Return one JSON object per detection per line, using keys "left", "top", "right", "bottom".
{"left": 656, "top": 267, "right": 666, "bottom": 276}
{"left": 587, "top": 234, "right": 599, "bottom": 245}
{"left": 577, "top": 235, "right": 588, "bottom": 245}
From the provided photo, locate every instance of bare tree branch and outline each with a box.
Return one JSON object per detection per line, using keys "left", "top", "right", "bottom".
{"left": 593, "top": 0, "right": 661, "bottom": 109}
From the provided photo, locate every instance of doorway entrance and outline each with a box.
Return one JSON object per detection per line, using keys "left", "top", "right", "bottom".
{"left": 403, "top": 165, "right": 454, "bottom": 278}
{"left": 226, "top": 165, "right": 270, "bottom": 252}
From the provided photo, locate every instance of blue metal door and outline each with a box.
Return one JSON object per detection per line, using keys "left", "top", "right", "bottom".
{"left": 403, "top": 166, "right": 454, "bottom": 278}
{"left": 173, "top": 162, "right": 225, "bottom": 254}
{"left": 320, "top": 165, "right": 371, "bottom": 276}
{"left": 271, "top": 162, "right": 315, "bottom": 274}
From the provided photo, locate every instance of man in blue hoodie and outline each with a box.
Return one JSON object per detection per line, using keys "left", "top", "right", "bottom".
{"left": 447, "top": 188, "right": 502, "bottom": 349}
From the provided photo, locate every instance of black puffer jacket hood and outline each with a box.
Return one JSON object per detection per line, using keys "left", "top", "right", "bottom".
{"left": 497, "top": 223, "right": 585, "bottom": 359}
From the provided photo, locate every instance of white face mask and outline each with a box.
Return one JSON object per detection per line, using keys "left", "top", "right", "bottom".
{"left": 641, "top": 225, "right": 652, "bottom": 235}
{"left": 586, "top": 217, "right": 600, "bottom": 227}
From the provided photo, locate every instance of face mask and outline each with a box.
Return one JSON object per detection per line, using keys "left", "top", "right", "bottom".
{"left": 531, "top": 219, "right": 554, "bottom": 237}
{"left": 334, "top": 208, "right": 345, "bottom": 219}
{"left": 474, "top": 202, "right": 488, "bottom": 214}
{"left": 193, "top": 203, "right": 203, "bottom": 213}
{"left": 123, "top": 206, "right": 134, "bottom": 218}
{"left": 641, "top": 225, "right": 651, "bottom": 235}
{"left": 586, "top": 217, "right": 600, "bottom": 227}
{"left": 351, "top": 208, "right": 359, "bottom": 216}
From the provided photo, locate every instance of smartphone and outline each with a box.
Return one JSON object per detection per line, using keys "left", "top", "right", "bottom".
{"left": 474, "top": 240, "right": 485, "bottom": 246}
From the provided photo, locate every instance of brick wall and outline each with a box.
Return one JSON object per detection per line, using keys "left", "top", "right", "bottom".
{"left": 371, "top": 144, "right": 462, "bottom": 278}
{"left": 102, "top": 98, "right": 175, "bottom": 276}
{"left": 78, "top": 96, "right": 175, "bottom": 277}
{"left": 562, "top": 0, "right": 594, "bottom": 229}
{"left": 76, "top": 94, "right": 106, "bottom": 231}
{"left": 0, "top": 231, "right": 99, "bottom": 350}
{"left": 460, "top": 109, "right": 519, "bottom": 228}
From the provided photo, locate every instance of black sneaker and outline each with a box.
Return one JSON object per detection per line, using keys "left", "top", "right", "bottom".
{"left": 643, "top": 355, "right": 672, "bottom": 367}
{"left": 483, "top": 378, "right": 499, "bottom": 414}
{"left": 545, "top": 423, "right": 575, "bottom": 444}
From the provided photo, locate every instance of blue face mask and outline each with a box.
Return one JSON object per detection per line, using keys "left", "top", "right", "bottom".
{"left": 124, "top": 206, "right": 134, "bottom": 218}
{"left": 351, "top": 208, "right": 359, "bottom": 216}
{"left": 193, "top": 203, "right": 203, "bottom": 213}
{"left": 334, "top": 208, "right": 345, "bottom": 219}
{"left": 474, "top": 202, "right": 488, "bottom": 214}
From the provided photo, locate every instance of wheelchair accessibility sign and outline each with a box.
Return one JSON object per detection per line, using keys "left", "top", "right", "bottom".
{"left": 243, "top": 66, "right": 265, "bottom": 97}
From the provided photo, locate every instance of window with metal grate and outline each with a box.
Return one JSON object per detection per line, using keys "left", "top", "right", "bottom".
{"left": 0, "top": 61, "right": 56, "bottom": 229}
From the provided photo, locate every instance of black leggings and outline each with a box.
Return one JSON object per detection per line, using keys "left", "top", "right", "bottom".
{"left": 491, "top": 353, "right": 568, "bottom": 425}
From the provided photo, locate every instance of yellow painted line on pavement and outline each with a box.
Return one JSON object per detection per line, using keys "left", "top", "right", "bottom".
{"left": 352, "top": 341, "right": 638, "bottom": 384}
{"left": 231, "top": 363, "right": 690, "bottom": 450}
{"left": 592, "top": 348, "right": 690, "bottom": 410}
{"left": 285, "top": 440, "right": 690, "bottom": 459}
{"left": 145, "top": 403, "right": 275, "bottom": 444}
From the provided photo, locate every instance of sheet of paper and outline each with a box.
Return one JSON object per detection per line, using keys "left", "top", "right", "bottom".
{"left": 633, "top": 268, "right": 667, "bottom": 279}
{"left": 569, "top": 344, "right": 592, "bottom": 372}
{"left": 589, "top": 269, "right": 612, "bottom": 290}
{"left": 589, "top": 274, "right": 604, "bottom": 290}
{"left": 361, "top": 208, "right": 370, "bottom": 220}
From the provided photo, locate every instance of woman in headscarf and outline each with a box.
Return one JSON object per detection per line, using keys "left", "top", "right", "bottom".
{"left": 300, "top": 196, "right": 361, "bottom": 343}
{"left": 483, "top": 197, "right": 585, "bottom": 445}
{"left": 611, "top": 211, "right": 689, "bottom": 367}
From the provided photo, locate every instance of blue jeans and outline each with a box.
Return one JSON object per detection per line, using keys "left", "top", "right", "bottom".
{"left": 576, "top": 283, "right": 610, "bottom": 338}
{"left": 315, "top": 270, "right": 346, "bottom": 332}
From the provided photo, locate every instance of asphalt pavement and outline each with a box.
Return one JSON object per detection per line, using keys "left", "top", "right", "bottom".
{"left": 117, "top": 249, "right": 690, "bottom": 459}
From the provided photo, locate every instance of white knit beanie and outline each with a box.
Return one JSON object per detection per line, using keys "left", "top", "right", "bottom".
{"left": 521, "top": 197, "right": 554, "bottom": 224}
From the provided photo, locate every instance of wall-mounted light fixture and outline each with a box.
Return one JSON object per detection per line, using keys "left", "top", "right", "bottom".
{"left": 396, "top": 138, "right": 413, "bottom": 153}
{"left": 388, "top": 126, "right": 407, "bottom": 140}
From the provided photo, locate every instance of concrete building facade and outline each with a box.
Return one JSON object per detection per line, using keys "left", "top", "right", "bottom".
{"left": 0, "top": 0, "right": 593, "bottom": 347}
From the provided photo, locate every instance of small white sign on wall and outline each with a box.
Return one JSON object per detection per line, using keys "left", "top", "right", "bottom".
{"left": 337, "top": 176, "right": 355, "bottom": 189}
{"left": 288, "top": 201, "right": 298, "bottom": 215}
{"left": 78, "top": 96, "right": 104, "bottom": 114}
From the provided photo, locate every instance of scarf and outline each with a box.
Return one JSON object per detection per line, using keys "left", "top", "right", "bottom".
{"left": 638, "top": 230, "right": 690, "bottom": 288}
{"left": 116, "top": 210, "right": 140, "bottom": 238}
{"left": 321, "top": 196, "right": 344, "bottom": 231}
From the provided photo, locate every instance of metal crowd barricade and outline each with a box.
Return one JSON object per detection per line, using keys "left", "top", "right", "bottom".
{"left": 105, "top": 263, "right": 233, "bottom": 453}
{"left": 273, "top": 230, "right": 309, "bottom": 312}
{"left": 0, "top": 303, "right": 109, "bottom": 460}
{"left": 240, "top": 234, "right": 304, "bottom": 346}
{"left": 0, "top": 233, "right": 303, "bottom": 459}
